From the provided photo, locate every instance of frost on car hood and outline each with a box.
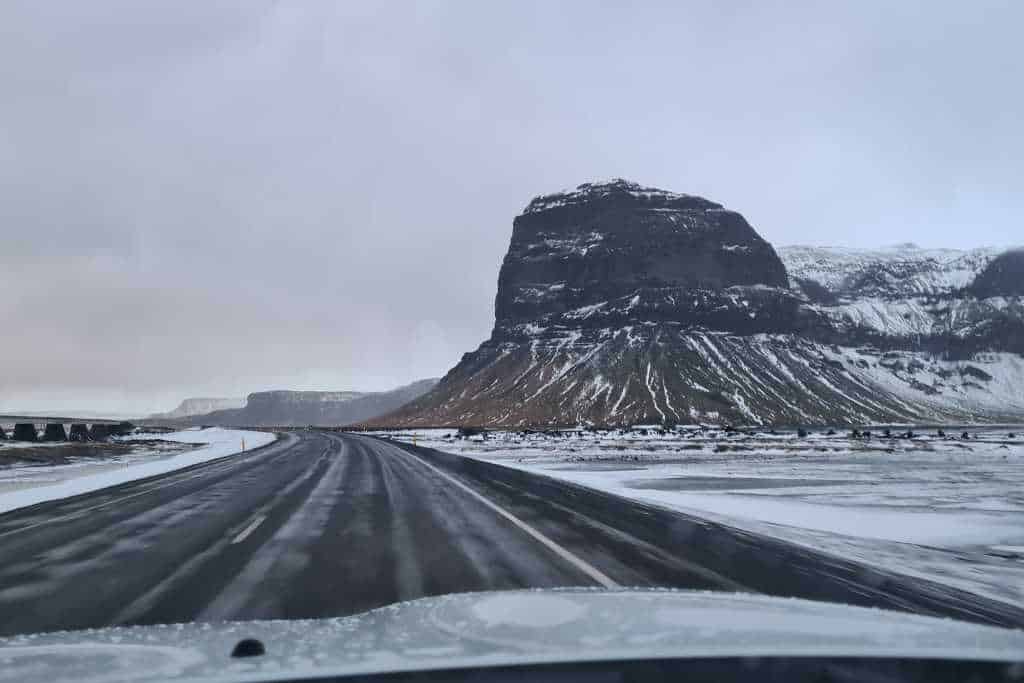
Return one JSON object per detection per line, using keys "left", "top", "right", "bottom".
{"left": 1, "top": 589, "right": 1023, "bottom": 683}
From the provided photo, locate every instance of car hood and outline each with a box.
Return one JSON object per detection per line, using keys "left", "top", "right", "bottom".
{"left": 1, "top": 589, "right": 1022, "bottom": 683}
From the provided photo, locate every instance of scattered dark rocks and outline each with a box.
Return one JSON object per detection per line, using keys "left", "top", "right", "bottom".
{"left": 230, "top": 638, "right": 265, "bottom": 658}
{"left": 456, "top": 426, "right": 486, "bottom": 440}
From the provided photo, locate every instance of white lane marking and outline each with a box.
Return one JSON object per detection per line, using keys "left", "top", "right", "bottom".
{"left": 0, "top": 435, "right": 295, "bottom": 541}
{"left": 199, "top": 439, "right": 350, "bottom": 620}
{"left": 378, "top": 439, "right": 620, "bottom": 589}
{"left": 109, "top": 443, "right": 339, "bottom": 625}
{"left": 230, "top": 514, "right": 266, "bottom": 545}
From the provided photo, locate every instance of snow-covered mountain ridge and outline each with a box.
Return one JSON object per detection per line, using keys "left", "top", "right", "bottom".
{"left": 370, "top": 181, "right": 1024, "bottom": 427}
{"left": 778, "top": 244, "right": 1024, "bottom": 354}
{"left": 780, "top": 243, "right": 998, "bottom": 298}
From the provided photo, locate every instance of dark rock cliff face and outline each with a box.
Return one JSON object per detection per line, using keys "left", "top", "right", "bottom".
{"left": 493, "top": 180, "right": 794, "bottom": 338}
{"left": 971, "top": 249, "right": 1024, "bottom": 298}
{"left": 370, "top": 182, "right": 1024, "bottom": 428}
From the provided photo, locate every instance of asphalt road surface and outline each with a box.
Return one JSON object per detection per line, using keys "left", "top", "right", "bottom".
{"left": 1, "top": 431, "right": 1021, "bottom": 637}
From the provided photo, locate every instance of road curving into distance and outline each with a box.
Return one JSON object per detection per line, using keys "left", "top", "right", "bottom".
{"left": 0, "top": 430, "right": 1021, "bottom": 636}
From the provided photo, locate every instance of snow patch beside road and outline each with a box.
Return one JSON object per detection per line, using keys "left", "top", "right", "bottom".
{"left": 0, "top": 428, "right": 276, "bottom": 515}
{"left": 381, "top": 427, "right": 1024, "bottom": 609}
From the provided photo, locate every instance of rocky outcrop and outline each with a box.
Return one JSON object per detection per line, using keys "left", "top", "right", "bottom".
{"left": 240, "top": 391, "right": 367, "bottom": 424}
{"left": 370, "top": 181, "right": 1024, "bottom": 428}
{"left": 971, "top": 248, "right": 1024, "bottom": 298}
{"left": 494, "top": 180, "right": 792, "bottom": 336}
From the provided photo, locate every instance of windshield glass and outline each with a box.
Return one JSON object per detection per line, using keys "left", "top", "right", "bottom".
{"left": 1, "top": 2, "right": 1023, "bottom": 681}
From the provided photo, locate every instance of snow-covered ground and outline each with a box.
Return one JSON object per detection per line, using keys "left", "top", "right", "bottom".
{"left": 778, "top": 244, "right": 997, "bottom": 296}
{"left": 0, "top": 428, "right": 276, "bottom": 514}
{"left": 380, "top": 426, "right": 1024, "bottom": 609}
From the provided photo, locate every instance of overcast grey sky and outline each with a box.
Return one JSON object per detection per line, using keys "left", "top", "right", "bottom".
{"left": 2, "top": 1, "right": 1022, "bottom": 414}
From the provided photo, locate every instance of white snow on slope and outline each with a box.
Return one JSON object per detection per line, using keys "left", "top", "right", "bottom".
{"left": 0, "top": 428, "right": 276, "bottom": 514}
{"left": 779, "top": 244, "right": 997, "bottom": 296}
{"left": 827, "top": 347, "right": 1024, "bottom": 418}
{"left": 523, "top": 179, "right": 705, "bottom": 214}
{"left": 147, "top": 397, "right": 245, "bottom": 420}
{"left": 827, "top": 298, "right": 936, "bottom": 336}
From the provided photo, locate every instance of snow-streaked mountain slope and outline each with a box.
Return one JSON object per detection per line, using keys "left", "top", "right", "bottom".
{"left": 378, "top": 326, "right": 1024, "bottom": 427}
{"left": 370, "top": 181, "right": 1024, "bottom": 428}
{"left": 780, "top": 244, "right": 998, "bottom": 298}
{"left": 779, "top": 244, "right": 1024, "bottom": 354}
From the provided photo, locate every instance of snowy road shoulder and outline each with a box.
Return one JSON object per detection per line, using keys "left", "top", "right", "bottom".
{"left": 0, "top": 428, "right": 276, "bottom": 515}
{"left": 380, "top": 427, "right": 1024, "bottom": 610}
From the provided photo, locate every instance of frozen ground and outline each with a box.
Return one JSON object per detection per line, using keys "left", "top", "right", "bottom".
{"left": 0, "top": 428, "right": 276, "bottom": 514}
{"left": 379, "top": 426, "right": 1024, "bottom": 609}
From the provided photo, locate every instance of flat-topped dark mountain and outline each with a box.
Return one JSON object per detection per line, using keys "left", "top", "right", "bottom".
{"left": 497, "top": 180, "right": 789, "bottom": 333}
{"left": 369, "top": 181, "right": 1024, "bottom": 428}
{"left": 154, "top": 379, "right": 438, "bottom": 427}
{"left": 147, "top": 397, "right": 245, "bottom": 420}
